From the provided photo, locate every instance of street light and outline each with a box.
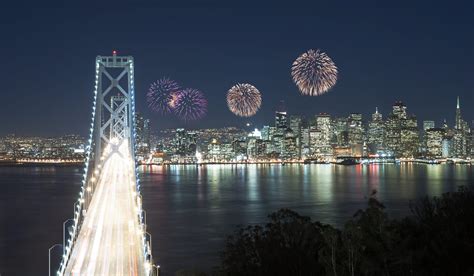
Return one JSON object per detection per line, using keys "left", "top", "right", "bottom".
{"left": 152, "top": 264, "right": 161, "bottom": 276}
{"left": 63, "top": 219, "right": 74, "bottom": 255}
{"left": 145, "top": 231, "right": 152, "bottom": 252}
{"left": 48, "top": 244, "right": 62, "bottom": 276}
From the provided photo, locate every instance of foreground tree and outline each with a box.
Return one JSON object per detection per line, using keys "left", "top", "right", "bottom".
{"left": 406, "top": 186, "right": 474, "bottom": 275}
{"left": 218, "top": 186, "right": 474, "bottom": 276}
{"left": 220, "top": 209, "right": 329, "bottom": 275}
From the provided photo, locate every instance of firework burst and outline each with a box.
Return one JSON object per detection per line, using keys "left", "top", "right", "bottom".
{"left": 173, "top": 88, "right": 208, "bottom": 121}
{"left": 291, "top": 49, "right": 338, "bottom": 96}
{"left": 227, "top": 83, "right": 262, "bottom": 117}
{"left": 146, "top": 78, "right": 181, "bottom": 114}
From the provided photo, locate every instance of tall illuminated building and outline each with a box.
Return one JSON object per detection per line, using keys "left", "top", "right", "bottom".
{"left": 453, "top": 96, "right": 468, "bottom": 158}
{"left": 469, "top": 121, "right": 474, "bottom": 158}
{"left": 289, "top": 115, "right": 302, "bottom": 158}
{"left": 275, "top": 101, "right": 287, "bottom": 130}
{"left": 300, "top": 127, "right": 311, "bottom": 158}
{"left": 348, "top": 113, "right": 364, "bottom": 156}
{"left": 309, "top": 127, "right": 321, "bottom": 157}
{"left": 426, "top": 128, "right": 445, "bottom": 158}
{"left": 313, "top": 113, "right": 333, "bottom": 158}
{"left": 367, "top": 107, "right": 384, "bottom": 153}
{"left": 135, "top": 112, "right": 151, "bottom": 156}
{"left": 332, "top": 117, "right": 348, "bottom": 146}
{"left": 455, "top": 96, "right": 463, "bottom": 130}
{"left": 442, "top": 137, "right": 453, "bottom": 158}
{"left": 421, "top": 120, "right": 435, "bottom": 156}
{"left": 400, "top": 115, "right": 419, "bottom": 157}
{"left": 261, "top": 126, "right": 270, "bottom": 141}
{"left": 282, "top": 129, "right": 298, "bottom": 160}
{"left": 384, "top": 101, "right": 419, "bottom": 157}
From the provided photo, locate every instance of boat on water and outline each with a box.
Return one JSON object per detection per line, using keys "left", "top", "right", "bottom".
{"left": 334, "top": 156, "right": 360, "bottom": 165}
{"left": 304, "top": 159, "right": 330, "bottom": 164}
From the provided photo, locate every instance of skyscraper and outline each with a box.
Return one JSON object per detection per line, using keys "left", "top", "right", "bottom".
{"left": 384, "top": 101, "right": 419, "bottom": 157}
{"left": 421, "top": 120, "right": 435, "bottom": 156}
{"left": 426, "top": 128, "right": 445, "bottom": 158}
{"left": 367, "top": 107, "right": 384, "bottom": 153}
{"left": 455, "top": 96, "right": 462, "bottom": 130}
{"left": 289, "top": 115, "right": 302, "bottom": 158}
{"left": 348, "top": 113, "right": 364, "bottom": 145}
{"left": 313, "top": 113, "right": 333, "bottom": 158}
{"left": 332, "top": 117, "right": 348, "bottom": 146}
{"left": 453, "top": 96, "right": 468, "bottom": 158}
{"left": 400, "top": 115, "right": 419, "bottom": 157}
{"left": 275, "top": 101, "right": 287, "bottom": 130}
{"left": 135, "top": 113, "right": 151, "bottom": 157}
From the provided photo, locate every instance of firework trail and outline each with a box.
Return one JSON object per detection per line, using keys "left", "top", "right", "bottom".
{"left": 291, "top": 49, "right": 338, "bottom": 96}
{"left": 146, "top": 77, "right": 181, "bottom": 114}
{"left": 173, "top": 88, "right": 208, "bottom": 121}
{"left": 227, "top": 83, "right": 262, "bottom": 117}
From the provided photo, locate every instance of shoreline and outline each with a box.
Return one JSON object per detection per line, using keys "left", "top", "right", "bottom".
{"left": 139, "top": 161, "right": 473, "bottom": 166}
{"left": 0, "top": 161, "right": 83, "bottom": 167}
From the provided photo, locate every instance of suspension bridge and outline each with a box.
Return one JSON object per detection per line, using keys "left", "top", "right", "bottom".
{"left": 51, "top": 52, "right": 157, "bottom": 275}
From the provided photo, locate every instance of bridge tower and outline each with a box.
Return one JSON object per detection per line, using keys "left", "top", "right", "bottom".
{"left": 92, "top": 52, "right": 136, "bottom": 169}
{"left": 54, "top": 52, "right": 156, "bottom": 275}
{"left": 84, "top": 51, "right": 138, "bottom": 207}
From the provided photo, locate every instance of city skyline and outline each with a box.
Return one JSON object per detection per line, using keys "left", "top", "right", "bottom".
{"left": 1, "top": 2, "right": 473, "bottom": 136}
{"left": 3, "top": 96, "right": 472, "bottom": 163}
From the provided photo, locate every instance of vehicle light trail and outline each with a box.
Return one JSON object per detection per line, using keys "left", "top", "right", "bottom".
{"left": 64, "top": 139, "right": 148, "bottom": 275}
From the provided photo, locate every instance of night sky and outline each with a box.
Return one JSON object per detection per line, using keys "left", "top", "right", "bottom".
{"left": 1, "top": 1, "right": 473, "bottom": 136}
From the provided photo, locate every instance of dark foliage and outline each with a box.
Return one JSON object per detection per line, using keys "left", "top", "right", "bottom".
{"left": 218, "top": 186, "right": 474, "bottom": 276}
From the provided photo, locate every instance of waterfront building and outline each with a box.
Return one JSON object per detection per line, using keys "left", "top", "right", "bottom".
{"left": 172, "top": 128, "right": 197, "bottom": 162}
{"left": 300, "top": 127, "right": 311, "bottom": 158}
{"left": 289, "top": 115, "right": 302, "bottom": 158}
{"left": 313, "top": 113, "right": 333, "bottom": 158}
{"left": 332, "top": 117, "right": 349, "bottom": 147}
{"left": 255, "top": 139, "right": 267, "bottom": 159}
{"left": 207, "top": 139, "right": 221, "bottom": 162}
{"left": 247, "top": 137, "right": 257, "bottom": 160}
{"left": 347, "top": 113, "right": 364, "bottom": 157}
{"left": 426, "top": 128, "right": 445, "bottom": 158}
{"left": 135, "top": 113, "right": 151, "bottom": 156}
{"left": 384, "top": 101, "right": 420, "bottom": 158}
{"left": 232, "top": 139, "right": 247, "bottom": 160}
{"left": 271, "top": 133, "right": 284, "bottom": 157}
{"left": 400, "top": 115, "right": 419, "bottom": 158}
{"left": 282, "top": 129, "right": 298, "bottom": 160}
{"left": 348, "top": 113, "right": 364, "bottom": 146}
{"left": 442, "top": 137, "right": 453, "bottom": 158}
{"left": 453, "top": 97, "right": 468, "bottom": 158}
{"left": 261, "top": 126, "right": 270, "bottom": 141}
{"left": 421, "top": 120, "right": 435, "bottom": 156}
{"left": 309, "top": 128, "right": 320, "bottom": 157}
{"left": 385, "top": 116, "right": 401, "bottom": 156}
{"left": 367, "top": 107, "right": 384, "bottom": 153}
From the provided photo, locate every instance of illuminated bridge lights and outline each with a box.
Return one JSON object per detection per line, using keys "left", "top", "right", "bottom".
{"left": 55, "top": 55, "right": 156, "bottom": 276}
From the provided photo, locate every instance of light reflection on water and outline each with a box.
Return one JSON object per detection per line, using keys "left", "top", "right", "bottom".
{"left": 139, "top": 163, "right": 473, "bottom": 275}
{"left": 0, "top": 164, "right": 472, "bottom": 276}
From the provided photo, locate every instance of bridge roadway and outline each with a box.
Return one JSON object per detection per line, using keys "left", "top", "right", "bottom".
{"left": 64, "top": 140, "right": 147, "bottom": 275}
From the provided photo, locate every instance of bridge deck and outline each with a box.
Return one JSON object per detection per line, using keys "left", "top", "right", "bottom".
{"left": 64, "top": 141, "right": 146, "bottom": 276}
